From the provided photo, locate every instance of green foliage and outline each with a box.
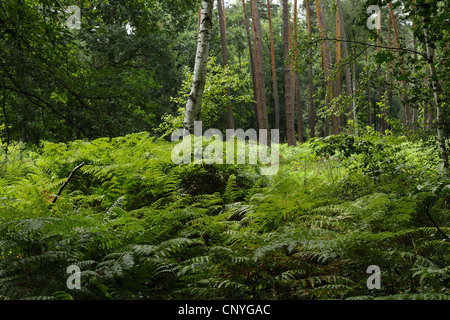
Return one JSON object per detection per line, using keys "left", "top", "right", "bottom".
{"left": 0, "top": 0, "right": 200, "bottom": 144}
{"left": 1, "top": 0, "right": 448, "bottom": 301}
{"left": 168, "top": 57, "right": 254, "bottom": 133}
{"left": 0, "top": 133, "right": 448, "bottom": 300}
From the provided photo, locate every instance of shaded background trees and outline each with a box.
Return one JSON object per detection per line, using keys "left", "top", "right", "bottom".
{"left": 0, "top": 0, "right": 448, "bottom": 170}
{"left": 0, "top": 0, "right": 199, "bottom": 144}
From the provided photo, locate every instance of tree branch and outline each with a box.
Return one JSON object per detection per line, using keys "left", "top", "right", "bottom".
{"left": 424, "top": 200, "right": 449, "bottom": 240}
{"left": 52, "top": 162, "right": 85, "bottom": 204}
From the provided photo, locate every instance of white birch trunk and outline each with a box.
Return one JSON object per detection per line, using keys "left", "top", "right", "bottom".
{"left": 423, "top": 20, "right": 449, "bottom": 172}
{"left": 184, "top": 0, "right": 214, "bottom": 133}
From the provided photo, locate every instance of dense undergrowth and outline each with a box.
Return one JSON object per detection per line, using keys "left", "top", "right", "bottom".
{"left": 0, "top": 131, "right": 448, "bottom": 300}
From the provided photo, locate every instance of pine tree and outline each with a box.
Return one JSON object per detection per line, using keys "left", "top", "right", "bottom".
{"left": 283, "top": 0, "right": 296, "bottom": 146}
{"left": 250, "top": 0, "right": 269, "bottom": 133}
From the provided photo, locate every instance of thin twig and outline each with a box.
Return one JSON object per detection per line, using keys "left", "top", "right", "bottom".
{"left": 425, "top": 199, "right": 449, "bottom": 240}
{"left": 52, "top": 162, "right": 85, "bottom": 204}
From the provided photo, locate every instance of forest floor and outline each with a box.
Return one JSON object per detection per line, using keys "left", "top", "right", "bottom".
{"left": 0, "top": 131, "right": 449, "bottom": 300}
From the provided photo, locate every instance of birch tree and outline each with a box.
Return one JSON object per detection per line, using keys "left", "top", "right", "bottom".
{"left": 184, "top": 0, "right": 214, "bottom": 133}
{"left": 422, "top": 7, "right": 449, "bottom": 172}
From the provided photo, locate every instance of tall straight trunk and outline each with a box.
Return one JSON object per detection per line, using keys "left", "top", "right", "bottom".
{"left": 295, "top": 75, "right": 303, "bottom": 142}
{"left": 288, "top": 15, "right": 295, "bottom": 117}
{"left": 305, "top": 0, "right": 315, "bottom": 139}
{"left": 266, "top": 0, "right": 280, "bottom": 130}
{"left": 349, "top": 31, "right": 359, "bottom": 136}
{"left": 386, "top": 13, "right": 392, "bottom": 121}
{"left": 351, "top": 55, "right": 359, "bottom": 136}
{"left": 413, "top": 34, "right": 418, "bottom": 133}
{"left": 222, "top": 0, "right": 227, "bottom": 33}
{"left": 389, "top": 2, "right": 409, "bottom": 130}
{"left": 197, "top": 8, "right": 201, "bottom": 36}
{"left": 315, "top": 0, "right": 337, "bottom": 135}
{"left": 366, "top": 50, "right": 372, "bottom": 127}
{"left": 184, "top": 0, "right": 214, "bottom": 133}
{"left": 423, "top": 15, "right": 449, "bottom": 172}
{"left": 336, "top": 0, "right": 353, "bottom": 133}
{"left": 376, "top": 8, "right": 384, "bottom": 134}
{"left": 288, "top": 10, "right": 298, "bottom": 141}
{"left": 424, "top": 73, "right": 432, "bottom": 130}
{"left": 1, "top": 71, "right": 10, "bottom": 156}
{"left": 423, "top": 72, "right": 428, "bottom": 129}
{"left": 320, "top": 55, "right": 329, "bottom": 136}
{"left": 412, "top": 0, "right": 419, "bottom": 133}
{"left": 293, "top": 0, "right": 303, "bottom": 142}
{"left": 18, "top": 1, "right": 29, "bottom": 142}
{"left": 250, "top": 0, "right": 269, "bottom": 132}
{"left": 335, "top": 1, "right": 342, "bottom": 132}
{"left": 241, "top": 0, "right": 258, "bottom": 129}
{"left": 217, "top": 0, "right": 235, "bottom": 129}
{"left": 283, "top": 0, "right": 296, "bottom": 146}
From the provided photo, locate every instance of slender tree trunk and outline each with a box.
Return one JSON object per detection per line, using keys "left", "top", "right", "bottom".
{"left": 250, "top": 0, "right": 269, "bottom": 132}
{"left": 283, "top": 0, "right": 296, "bottom": 145}
{"left": 412, "top": 0, "right": 419, "bottom": 134}
{"left": 305, "top": 0, "right": 315, "bottom": 139}
{"left": 423, "top": 71, "right": 428, "bottom": 130}
{"left": 351, "top": 56, "right": 359, "bottom": 136}
{"left": 197, "top": 8, "right": 201, "bottom": 34}
{"left": 365, "top": 49, "right": 372, "bottom": 127}
{"left": 376, "top": 8, "right": 385, "bottom": 134}
{"left": 266, "top": 0, "right": 280, "bottom": 130}
{"left": 288, "top": 8, "right": 298, "bottom": 142}
{"left": 1, "top": 71, "right": 10, "bottom": 158}
{"left": 413, "top": 35, "right": 418, "bottom": 133}
{"left": 336, "top": 0, "right": 353, "bottom": 133}
{"left": 305, "top": 0, "right": 316, "bottom": 138}
{"left": 184, "top": 0, "right": 214, "bottom": 133}
{"left": 241, "top": 0, "right": 258, "bottom": 129}
{"left": 423, "top": 15, "right": 449, "bottom": 172}
{"left": 321, "top": 54, "right": 329, "bottom": 136}
{"left": 347, "top": 31, "right": 359, "bottom": 136}
{"left": 222, "top": 0, "right": 227, "bottom": 33}
{"left": 315, "top": 0, "right": 336, "bottom": 135}
{"left": 288, "top": 14, "right": 295, "bottom": 122}
{"left": 424, "top": 73, "right": 432, "bottom": 130}
{"left": 389, "top": 2, "right": 410, "bottom": 130}
{"left": 335, "top": 1, "right": 342, "bottom": 132}
{"left": 386, "top": 13, "right": 392, "bottom": 122}
{"left": 293, "top": 0, "right": 303, "bottom": 142}
{"left": 217, "top": 0, "right": 235, "bottom": 130}
{"left": 295, "top": 75, "right": 303, "bottom": 142}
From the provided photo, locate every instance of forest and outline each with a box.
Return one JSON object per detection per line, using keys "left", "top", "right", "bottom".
{"left": 0, "top": 0, "right": 449, "bottom": 302}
